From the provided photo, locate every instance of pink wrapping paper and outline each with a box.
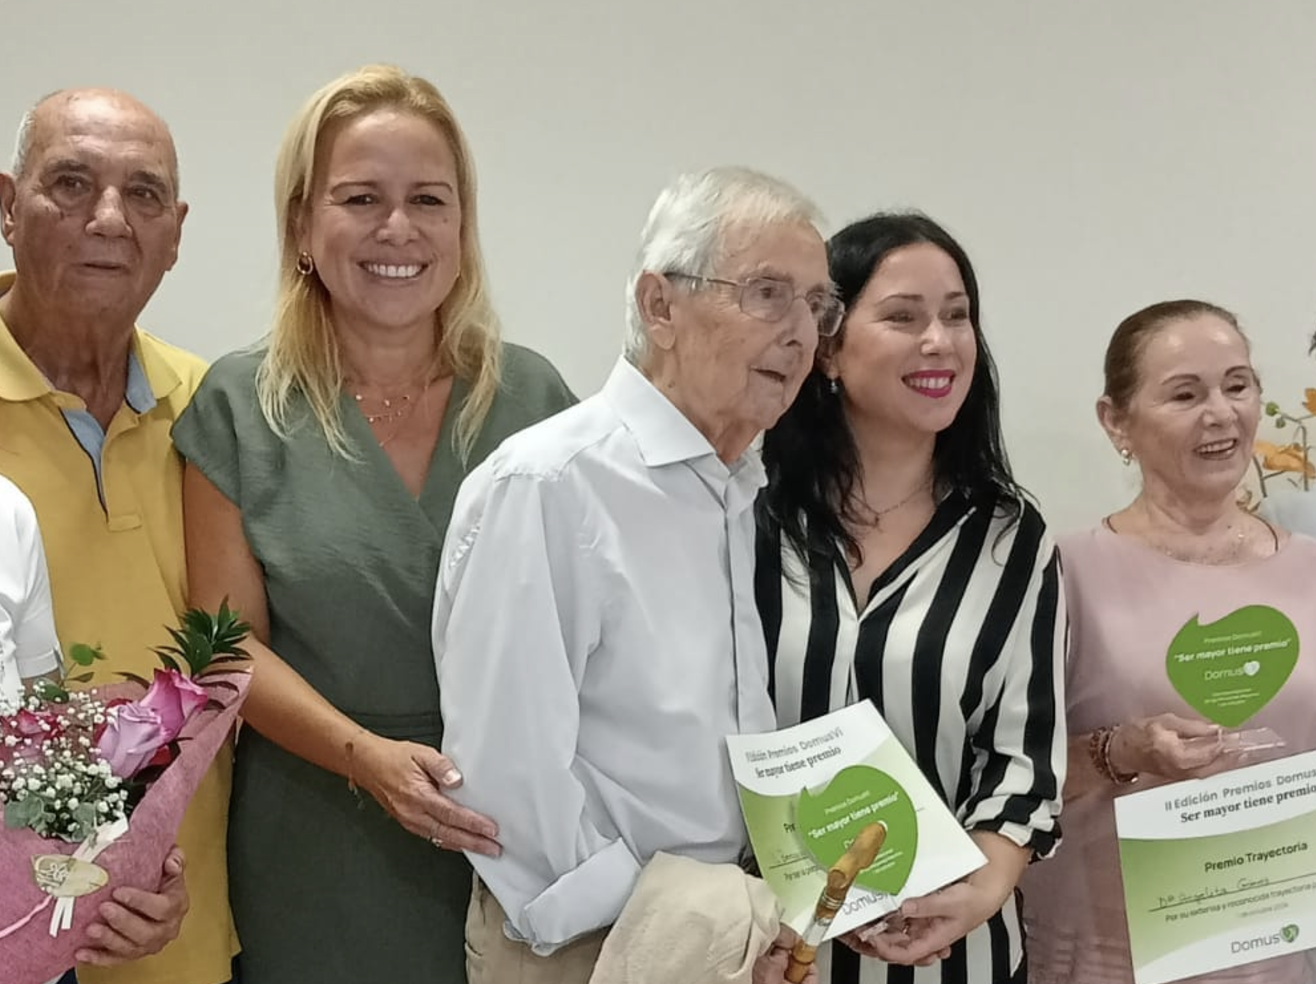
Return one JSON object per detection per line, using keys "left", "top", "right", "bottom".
{"left": 0, "top": 669, "right": 250, "bottom": 984}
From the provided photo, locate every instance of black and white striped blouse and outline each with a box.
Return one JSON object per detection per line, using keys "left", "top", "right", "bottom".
{"left": 755, "top": 492, "right": 1067, "bottom": 984}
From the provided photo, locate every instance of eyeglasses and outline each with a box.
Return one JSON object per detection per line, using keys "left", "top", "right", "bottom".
{"left": 667, "top": 273, "right": 844, "bottom": 337}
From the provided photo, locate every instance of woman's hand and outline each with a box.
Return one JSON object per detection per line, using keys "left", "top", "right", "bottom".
{"left": 1109, "top": 713, "right": 1229, "bottom": 781}
{"left": 840, "top": 880, "right": 994, "bottom": 967}
{"left": 354, "top": 734, "right": 502, "bottom": 856}
{"left": 841, "top": 830, "right": 1028, "bottom": 968}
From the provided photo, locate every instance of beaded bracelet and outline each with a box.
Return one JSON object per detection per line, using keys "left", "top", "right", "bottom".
{"left": 345, "top": 725, "right": 368, "bottom": 806}
{"left": 1089, "top": 725, "right": 1139, "bottom": 786}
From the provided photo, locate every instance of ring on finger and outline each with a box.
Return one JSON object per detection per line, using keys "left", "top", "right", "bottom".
{"left": 428, "top": 825, "right": 444, "bottom": 849}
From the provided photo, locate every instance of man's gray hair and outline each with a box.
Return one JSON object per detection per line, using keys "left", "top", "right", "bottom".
{"left": 622, "top": 166, "right": 823, "bottom": 363}
{"left": 9, "top": 90, "right": 180, "bottom": 194}
{"left": 10, "top": 103, "right": 41, "bottom": 176}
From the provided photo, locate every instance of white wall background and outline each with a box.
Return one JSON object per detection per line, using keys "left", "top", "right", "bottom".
{"left": 3, "top": 1, "right": 1314, "bottom": 531}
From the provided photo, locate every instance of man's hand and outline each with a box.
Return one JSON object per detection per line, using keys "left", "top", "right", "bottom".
{"left": 753, "top": 925, "right": 817, "bottom": 984}
{"left": 75, "top": 846, "right": 189, "bottom": 967}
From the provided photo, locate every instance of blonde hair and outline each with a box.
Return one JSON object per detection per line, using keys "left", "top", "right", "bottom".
{"left": 256, "top": 64, "right": 502, "bottom": 459}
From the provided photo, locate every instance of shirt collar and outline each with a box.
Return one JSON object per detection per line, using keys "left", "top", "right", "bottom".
{"left": 603, "top": 357, "right": 721, "bottom": 467}
{"left": 0, "top": 274, "right": 50, "bottom": 402}
{"left": 602, "top": 356, "right": 767, "bottom": 499}
{"left": 0, "top": 269, "right": 175, "bottom": 408}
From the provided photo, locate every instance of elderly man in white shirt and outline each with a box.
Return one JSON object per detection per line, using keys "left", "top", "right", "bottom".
{"left": 433, "top": 166, "right": 839, "bottom": 984}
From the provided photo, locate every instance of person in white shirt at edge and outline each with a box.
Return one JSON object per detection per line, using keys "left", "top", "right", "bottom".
{"left": 0, "top": 474, "right": 61, "bottom": 709}
{"left": 1257, "top": 329, "right": 1316, "bottom": 537}
{"left": 1, "top": 474, "right": 67, "bottom": 984}
{"left": 433, "top": 166, "right": 844, "bottom": 984}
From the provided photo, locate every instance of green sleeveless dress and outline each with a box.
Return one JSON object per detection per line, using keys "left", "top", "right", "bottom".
{"left": 172, "top": 344, "right": 576, "bottom": 984}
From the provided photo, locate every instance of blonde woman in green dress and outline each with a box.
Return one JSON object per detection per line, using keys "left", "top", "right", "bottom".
{"left": 175, "top": 65, "right": 575, "bottom": 984}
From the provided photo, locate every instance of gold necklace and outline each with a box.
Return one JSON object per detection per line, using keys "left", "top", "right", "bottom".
{"left": 346, "top": 375, "right": 431, "bottom": 425}
{"left": 873, "top": 475, "right": 935, "bottom": 516}
{"left": 354, "top": 392, "right": 416, "bottom": 425}
{"left": 849, "top": 475, "right": 935, "bottom": 532}
{"left": 1108, "top": 510, "right": 1275, "bottom": 564}
{"left": 861, "top": 475, "right": 935, "bottom": 523}
{"left": 347, "top": 376, "right": 432, "bottom": 447}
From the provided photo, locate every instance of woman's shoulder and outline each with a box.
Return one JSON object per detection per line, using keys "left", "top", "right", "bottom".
{"left": 499, "top": 343, "right": 574, "bottom": 394}
{"left": 186, "top": 347, "right": 267, "bottom": 408}
{"left": 972, "top": 489, "right": 1053, "bottom": 545}
{"left": 491, "top": 343, "right": 577, "bottom": 418}
{"left": 174, "top": 348, "right": 273, "bottom": 456}
{"left": 1259, "top": 490, "right": 1316, "bottom": 538}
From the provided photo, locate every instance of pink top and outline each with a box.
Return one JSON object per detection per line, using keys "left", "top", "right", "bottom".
{"left": 1022, "top": 525, "right": 1316, "bottom": 984}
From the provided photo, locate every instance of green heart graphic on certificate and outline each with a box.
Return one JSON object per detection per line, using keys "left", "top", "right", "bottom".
{"left": 1166, "top": 605, "right": 1299, "bottom": 726}
{"left": 795, "top": 765, "right": 917, "bottom": 894}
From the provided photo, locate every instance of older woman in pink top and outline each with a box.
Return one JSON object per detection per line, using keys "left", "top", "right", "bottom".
{"left": 1021, "top": 300, "right": 1316, "bottom": 984}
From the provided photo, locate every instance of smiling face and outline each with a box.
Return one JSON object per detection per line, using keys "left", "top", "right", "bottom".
{"left": 0, "top": 90, "right": 186, "bottom": 328}
{"left": 827, "top": 242, "right": 977, "bottom": 443}
{"left": 1100, "top": 315, "right": 1261, "bottom": 502}
{"left": 299, "top": 108, "right": 462, "bottom": 339}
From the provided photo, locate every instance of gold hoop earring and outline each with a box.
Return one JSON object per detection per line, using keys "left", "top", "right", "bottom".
{"left": 296, "top": 252, "right": 315, "bottom": 276}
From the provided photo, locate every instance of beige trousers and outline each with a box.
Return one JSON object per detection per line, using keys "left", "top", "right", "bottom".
{"left": 465, "top": 875, "right": 609, "bottom": 984}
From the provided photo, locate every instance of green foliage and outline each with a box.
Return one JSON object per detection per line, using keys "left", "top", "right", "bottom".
{"left": 32, "top": 678, "right": 69, "bottom": 703}
{"left": 150, "top": 599, "right": 252, "bottom": 677}
{"left": 5, "top": 795, "right": 43, "bottom": 829}
{"left": 67, "top": 643, "right": 104, "bottom": 668}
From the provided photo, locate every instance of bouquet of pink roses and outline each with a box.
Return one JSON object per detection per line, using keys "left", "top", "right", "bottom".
{"left": 0, "top": 603, "right": 251, "bottom": 984}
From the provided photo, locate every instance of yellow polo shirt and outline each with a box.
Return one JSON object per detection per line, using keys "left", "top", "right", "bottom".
{"left": 0, "top": 272, "right": 237, "bottom": 984}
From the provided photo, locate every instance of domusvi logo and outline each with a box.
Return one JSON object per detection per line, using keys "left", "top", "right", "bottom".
{"left": 1230, "top": 924, "right": 1300, "bottom": 954}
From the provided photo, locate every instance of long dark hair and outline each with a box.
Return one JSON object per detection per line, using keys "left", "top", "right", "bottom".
{"left": 759, "top": 211, "right": 1024, "bottom": 567}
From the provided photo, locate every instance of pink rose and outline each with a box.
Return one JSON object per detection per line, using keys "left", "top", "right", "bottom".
{"left": 97, "top": 703, "right": 168, "bottom": 778}
{"left": 138, "top": 669, "right": 208, "bottom": 741}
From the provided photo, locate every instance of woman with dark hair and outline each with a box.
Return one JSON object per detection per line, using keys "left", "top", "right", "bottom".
{"left": 756, "top": 212, "right": 1066, "bottom": 984}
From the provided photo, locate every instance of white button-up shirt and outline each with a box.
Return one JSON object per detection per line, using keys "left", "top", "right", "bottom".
{"left": 0, "top": 475, "right": 60, "bottom": 709}
{"left": 433, "top": 357, "right": 777, "bottom": 954}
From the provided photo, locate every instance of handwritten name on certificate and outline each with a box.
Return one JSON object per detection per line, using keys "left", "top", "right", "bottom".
{"left": 1114, "top": 749, "right": 1316, "bottom": 984}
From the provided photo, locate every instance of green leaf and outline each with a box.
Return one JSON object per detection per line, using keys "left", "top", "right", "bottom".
{"left": 157, "top": 652, "right": 182, "bottom": 673}
{"left": 66, "top": 672, "right": 95, "bottom": 684}
{"left": 115, "top": 671, "right": 152, "bottom": 688}
{"left": 33, "top": 678, "right": 69, "bottom": 703}
{"left": 67, "top": 643, "right": 104, "bottom": 667}
{"left": 72, "top": 802, "right": 98, "bottom": 829}
{"left": 149, "top": 603, "right": 252, "bottom": 678}
{"left": 5, "top": 796, "right": 42, "bottom": 829}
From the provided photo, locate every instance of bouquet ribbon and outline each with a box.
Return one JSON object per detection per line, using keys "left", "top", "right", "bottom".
{"left": 46, "top": 818, "right": 131, "bottom": 936}
{"left": 0, "top": 818, "right": 130, "bottom": 942}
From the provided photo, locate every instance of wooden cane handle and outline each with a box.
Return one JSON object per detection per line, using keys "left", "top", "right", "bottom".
{"left": 783, "top": 823, "right": 888, "bottom": 982}
{"left": 785, "top": 939, "right": 817, "bottom": 983}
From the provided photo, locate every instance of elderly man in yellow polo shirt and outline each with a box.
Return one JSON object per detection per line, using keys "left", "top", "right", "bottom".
{"left": 0, "top": 89, "right": 235, "bottom": 984}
